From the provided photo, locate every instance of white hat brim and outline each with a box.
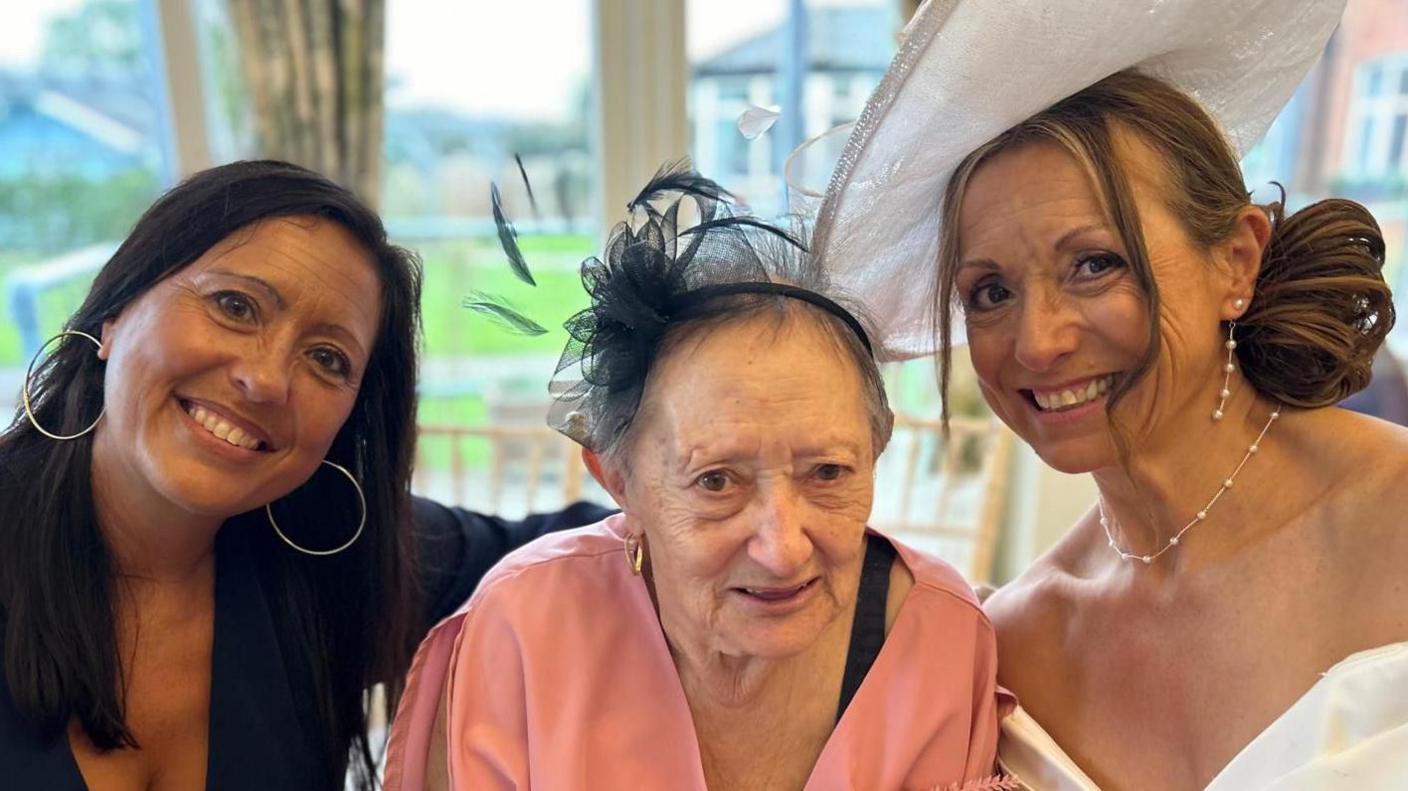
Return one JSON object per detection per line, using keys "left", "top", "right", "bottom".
{"left": 796, "top": 0, "right": 1345, "bottom": 360}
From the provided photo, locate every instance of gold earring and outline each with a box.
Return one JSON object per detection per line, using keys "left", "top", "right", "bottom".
{"left": 23, "top": 330, "right": 106, "bottom": 441}
{"left": 623, "top": 534, "right": 644, "bottom": 575}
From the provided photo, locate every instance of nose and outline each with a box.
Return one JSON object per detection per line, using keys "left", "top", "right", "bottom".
{"left": 228, "top": 351, "right": 292, "bottom": 406}
{"left": 746, "top": 484, "right": 813, "bottom": 577}
{"left": 1012, "top": 287, "right": 1079, "bottom": 373}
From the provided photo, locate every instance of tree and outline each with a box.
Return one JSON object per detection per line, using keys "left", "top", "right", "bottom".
{"left": 39, "top": 0, "right": 147, "bottom": 85}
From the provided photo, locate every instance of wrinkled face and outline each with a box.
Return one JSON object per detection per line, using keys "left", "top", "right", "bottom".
{"left": 613, "top": 312, "right": 877, "bottom": 661}
{"left": 95, "top": 216, "right": 383, "bottom": 519}
{"left": 954, "top": 135, "right": 1232, "bottom": 473}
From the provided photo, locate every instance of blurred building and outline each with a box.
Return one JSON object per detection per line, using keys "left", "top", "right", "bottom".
{"left": 1244, "top": 0, "right": 1408, "bottom": 319}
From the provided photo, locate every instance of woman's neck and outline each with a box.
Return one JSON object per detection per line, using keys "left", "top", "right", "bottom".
{"left": 670, "top": 612, "right": 853, "bottom": 790}
{"left": 1090, "top": 387, "right": 1291, "bottom": 570}
{"left": 90, "top": 433, "right": 221, "bottom": 585}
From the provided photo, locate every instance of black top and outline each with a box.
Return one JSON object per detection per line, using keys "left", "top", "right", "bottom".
{"left": 837, "top": 533, "right": 897, "bottom": 722}
{"left": 0, "top": 497, "right": 614, "bottom": 790}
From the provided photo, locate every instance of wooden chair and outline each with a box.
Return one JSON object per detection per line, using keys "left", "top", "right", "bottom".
{"left": 870, "top": 414, "right": 1015, "bottom": 583}
{"left": 413, "top": 424, "right": 596, "bottom": 518}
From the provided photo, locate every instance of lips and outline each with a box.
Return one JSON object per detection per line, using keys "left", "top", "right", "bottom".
{"left": 179, "top": 398, "right": 273, "bottom": 452}
{"left": 736, "top": 579, "right": 817, "bottom": 602}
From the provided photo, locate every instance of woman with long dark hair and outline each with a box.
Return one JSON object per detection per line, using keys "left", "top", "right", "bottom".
{"left": 0, "top": 159, "right": 607, "bottom": 790}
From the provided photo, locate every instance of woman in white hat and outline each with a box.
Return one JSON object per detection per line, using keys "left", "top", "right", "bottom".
{"left": 800, "top": 1, "right": 1408, "bottom": 788}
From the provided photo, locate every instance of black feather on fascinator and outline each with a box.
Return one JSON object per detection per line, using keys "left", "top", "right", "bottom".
{"left": 547, "top": 160, "right": 874, "bottom": 451}
{"left": 462, "top": 160, "right": 547, "bottom": 335}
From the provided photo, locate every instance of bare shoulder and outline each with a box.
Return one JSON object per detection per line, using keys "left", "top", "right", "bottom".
{"left": 984, "top": 550, "right": 1080, "bottom": 658}
{"left": 1309, "top": 408, "right": 1408, "bottom": 523}
{"left": 1300, "top": 408, "right": 1408, "bottom": 635}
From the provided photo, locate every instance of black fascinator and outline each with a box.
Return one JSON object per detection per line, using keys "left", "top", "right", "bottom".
{"left": 548, "top": 161, "right": 873, "bottom": 452}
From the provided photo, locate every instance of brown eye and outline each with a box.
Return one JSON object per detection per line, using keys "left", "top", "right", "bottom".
{"left": 214, "top": 291, "right": 257, "bottom": 321}
{"left": 697, "top": 471, "right": 729, "bottom": 492}
{"left": 309, "top": 346, "right": 352, "bottom": 379}
{"left": 967, "top": 279, "right": 1013, "bottom": 310}
{"left": 814, "top": 464, "right": 845, "bottom": 482}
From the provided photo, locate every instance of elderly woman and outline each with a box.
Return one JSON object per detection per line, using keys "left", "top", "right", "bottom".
{"left": 802, "top": 1, "right": 1408, "bottom": 788}
{"left": 385, "top": 169, "right": 1008, "bottom": 790}
{"left": 0, "top": 160, "right": 608, "bottom": 790}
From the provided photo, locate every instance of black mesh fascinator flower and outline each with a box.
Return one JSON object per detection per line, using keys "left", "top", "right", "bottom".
{"left": 548, "top": 161, "right": 874, "bottom": 452}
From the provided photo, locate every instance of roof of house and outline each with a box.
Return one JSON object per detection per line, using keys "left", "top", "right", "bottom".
{"left": 0, "top": 69, "right": 157, "bottom": 150}
{"left": 694, "top": 5, "right": 896, "bottom": 77}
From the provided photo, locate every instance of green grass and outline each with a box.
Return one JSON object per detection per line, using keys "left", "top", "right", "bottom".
{"left": 416, "top": 392, "right": 491, "bottom": 468}
{"left": 0, "top": 234, "right": 597, "bottom": 366}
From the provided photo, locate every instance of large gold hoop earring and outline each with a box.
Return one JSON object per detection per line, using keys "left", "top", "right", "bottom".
{"left": 266, "top": 460, "right": 367, "bottom": 557}
{"left": 23, "top": 330, "right": 105, "bottom": 441}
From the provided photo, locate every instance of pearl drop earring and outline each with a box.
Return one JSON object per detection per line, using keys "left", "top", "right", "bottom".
{"left": 1213, "top": 298, "right": 1247, "bottom": 422}
{"left": 1214, "top": 321, "right": 1237, "bottom": 421}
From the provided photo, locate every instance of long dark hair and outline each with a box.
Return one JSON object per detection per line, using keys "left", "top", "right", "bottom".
{"left": 0, "top": 160, "right": 423, "bottom": 788}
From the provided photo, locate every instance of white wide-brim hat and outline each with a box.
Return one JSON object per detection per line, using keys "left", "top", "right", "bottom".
{"left": 788, "top": 0, "right": 1346, "bottom": 359}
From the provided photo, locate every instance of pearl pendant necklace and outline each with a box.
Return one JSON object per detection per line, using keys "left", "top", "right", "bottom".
{"left": 1100, "top": 405, "right": 1282, "bottom": 565}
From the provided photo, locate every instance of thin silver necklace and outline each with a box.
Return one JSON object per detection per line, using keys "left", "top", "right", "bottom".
{"left": 1099, "top": 405, "right": 1282, "bottom": 565}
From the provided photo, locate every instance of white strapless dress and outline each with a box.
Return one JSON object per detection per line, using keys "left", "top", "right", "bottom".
{"left": 997, "top": 641, "right": 1408, "bottom": 790}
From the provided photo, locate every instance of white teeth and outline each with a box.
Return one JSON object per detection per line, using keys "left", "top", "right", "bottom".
{"left": 1033, "top": 375, "right": 1117, "bottom": 412}
{"left": 183, "top": 402, "right": 262, "bottom": 450}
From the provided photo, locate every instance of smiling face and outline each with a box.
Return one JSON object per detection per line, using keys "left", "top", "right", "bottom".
{"left": 93, "top": 216, "right": 383, "bottom": 520}
{"left": 607, "top": 310, "right": 877, "bottom": 661}
{"left": 953, "top": 133, "right": 1238, "bottom": 473}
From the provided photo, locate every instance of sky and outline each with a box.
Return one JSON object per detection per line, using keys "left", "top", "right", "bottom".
{"left": 0, "top": 0, "right": 85, "bottom": 67}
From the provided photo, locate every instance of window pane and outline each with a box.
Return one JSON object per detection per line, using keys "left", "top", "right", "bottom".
{"left": 384, "top": 1, "right": 600, "bottom": 508}
{"left": 1389, "top": 113, "right": 1407, "bottom": 170}
{"left": 192, "top": 0, "right": 255, "bottom": 162}
{"left": 1359, "top": 116, "right": 1378, "bottom": 171}
{"left": 0, "top": 0, "right": 169, "bottom": 383}
{"left": 687, "top": 0, "right": 897, "bottom": 218}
